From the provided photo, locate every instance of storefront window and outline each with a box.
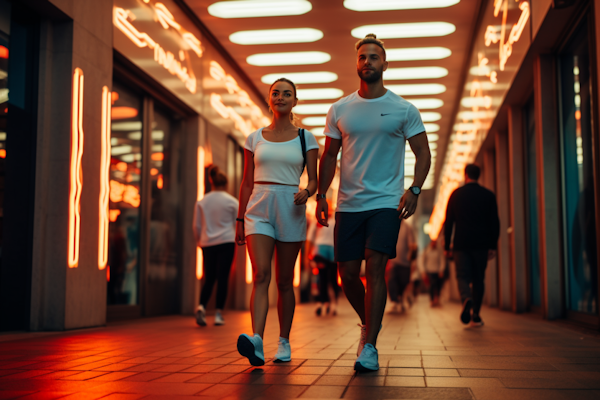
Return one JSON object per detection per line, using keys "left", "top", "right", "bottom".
{"left": 0, "top": 4, "right": 7, "bottom": 255}
{"left": 559, "top": 23, "right": 597, "bottom": 315}
{"left": 146, "top": 107, "right": 181, "bottom": 315}
{"left": 108, "top": 82, "right": 143, "bottom": 306}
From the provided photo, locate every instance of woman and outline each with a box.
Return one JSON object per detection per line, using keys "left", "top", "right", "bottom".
{"left": 236, "top": 78, "right": 319, "bottom": 366}
{"left": 193, "top": 166, "right": 238, "bottom": 326}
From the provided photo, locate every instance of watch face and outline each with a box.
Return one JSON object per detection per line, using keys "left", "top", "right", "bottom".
{"left": 411, "top": 187, "right": 421, "bottom": 195}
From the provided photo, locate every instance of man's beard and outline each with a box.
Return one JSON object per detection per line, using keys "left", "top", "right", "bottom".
{"left": 357, "top": 67, "right": 382, "bottom": 83}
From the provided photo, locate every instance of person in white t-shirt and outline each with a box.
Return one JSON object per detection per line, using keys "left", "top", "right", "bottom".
{"left": 316, "top": 34, "right": 432, "bottom": 372}
{"left": 235, "top": 78, "right": 319, "bottom": 366}
{"left": 193, "top": 166, "right": 238, "bottom": 327}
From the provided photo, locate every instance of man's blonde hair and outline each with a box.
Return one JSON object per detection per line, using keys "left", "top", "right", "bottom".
{"left": 355, "top": 33, "right": 386, "bottom": 60}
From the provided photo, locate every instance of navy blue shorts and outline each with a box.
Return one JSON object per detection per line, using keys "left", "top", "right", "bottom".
{"left": 334, "top": 208, "right": 402, "bottom": 262}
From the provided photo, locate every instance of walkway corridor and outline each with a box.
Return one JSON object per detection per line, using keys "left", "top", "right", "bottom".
{"left": 1, "top": 298, "right": 599, "bottom": 399}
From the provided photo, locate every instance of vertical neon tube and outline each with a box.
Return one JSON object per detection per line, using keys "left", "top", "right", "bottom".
{"left": 196, "top": 146, "right": 205, "bottom": 280}
{"left": 246, "top": 248, "right": 253, "bottom": 284}
{"left": 68, "top": 68, "right": 84, "bottom": 268}
{"left": 293, "top": 254, "right": 300, "bottom": 287}
{"left": 98, "top": 86, "right": 111, "bottom": 270}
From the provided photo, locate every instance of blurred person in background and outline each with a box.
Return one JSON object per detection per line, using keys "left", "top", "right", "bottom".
{"left": 236, "top": 78, "right": 319, "bottom": 366}
{"left": 386, "top": 220, "right": 417, "bottom": 312}
{"left": 421, "top": 240, "right": 445, "bottom": 307}
{"left": 193, "top": 166, "right": 238, "bottom": 327}
{"left": 307, "top": 207, "right": 339, "bottom": 316}
{"left": 444, "top": 164, "right": 499, "bottom": 327}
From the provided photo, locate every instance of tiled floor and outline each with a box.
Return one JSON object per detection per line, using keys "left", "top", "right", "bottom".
{"left": 1, "top": 297, "right": 600, "bottom": 399}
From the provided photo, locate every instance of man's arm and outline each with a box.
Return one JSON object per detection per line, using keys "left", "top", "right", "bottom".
{"left": 398, "top": 132, "right": 431, "bottom": 219}
{"left": 316, "top": 136, "right": 341, "bottom": 226}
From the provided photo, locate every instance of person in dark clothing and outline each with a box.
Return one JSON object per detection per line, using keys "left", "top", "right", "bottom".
{"left": 444, "top": 164, "right": 500, "bottom": 327}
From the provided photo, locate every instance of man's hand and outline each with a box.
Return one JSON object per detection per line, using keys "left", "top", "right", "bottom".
{"left": 397, "top": 191, "right": 418, "bottom": 219}
{"left": 487, "top": 250, "right": 497, "bottom": 260}
{"left": 235, "top": 221, "right": 246, "bottom": 246}
{"left": 316, "top": 198, "right": 329, "bottom": 226}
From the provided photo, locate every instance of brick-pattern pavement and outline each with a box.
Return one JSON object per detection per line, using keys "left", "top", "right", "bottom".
{"left": 1, "top": 297, "right": 600, "bottom": 399}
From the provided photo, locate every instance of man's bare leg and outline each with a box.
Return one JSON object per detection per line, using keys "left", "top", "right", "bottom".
{"left": 364, "top": 249, "right": 389, "bottom": 345}
{"left": 339, "top": 259, "right": 365, "bottom": 324}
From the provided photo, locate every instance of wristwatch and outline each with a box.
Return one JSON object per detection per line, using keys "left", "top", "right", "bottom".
{"left": 316, "top": 193, "right": 326, "bottom": 200}
{"left": 408, "top": 186, "right": 421, "bottom": 196}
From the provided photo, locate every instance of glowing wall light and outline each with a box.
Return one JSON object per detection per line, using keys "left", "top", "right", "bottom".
{"left": 302, "top": 116, "right": 326, "bottom": 126}
{"left": 420, "top": 112, "right": 442, "bottom": 122}
{"left": 246, "top": 248, "right": 253, "bottom": 284}
{"left": 98, "top": 86, "right": 111, "bottom": 270}
{"left": 408, "top": 98, "right": 444, "bottom": 109}
{"left": 196, "top": 146, "right": 205, "bottom": 280}
{"left": 261, "top": 71, "right": 337, "bottom": 85}
{"left": 230, "top": 28, "right": 323, "bottom": 45}
{"left": 351, "top": 22, "right": 456, "bottom": 39}
{"left": 296, "top": 88, "right": 343, "bottom": 100}
{"left": 344, "top": 0, "right": 459, "bottom": 11}
{"left": 209, "top": 0, "right": 312, "bottom": 18}
{"left": 384, "top": 67, "right": 448, "bottom": 80}
{"left": 247, "top": 51, "right": 330, "bottom": 66}
{"left": 388, "top": 84, "right": 446, "bottom": 96}
{"left": 386, "top": 47, "right": 451, "bottom": 61}
{"left": 293, "top": 254, "right": 301, "bottom": 287}
{"left": 293, "top": 104, "right": 332, "bottom": 115}
{"left": 68, "top": 68, "right": 85, "bottom": 269}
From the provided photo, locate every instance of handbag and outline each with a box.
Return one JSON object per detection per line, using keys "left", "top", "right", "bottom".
{"left": 298, "top": 128, "right": 307, "bottom": 176}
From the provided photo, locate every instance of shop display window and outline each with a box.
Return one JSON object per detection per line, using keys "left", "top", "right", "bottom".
{"left": 0, "top": 6, "right": 7, "bottom": 254}
{"left": 108, "top": 82, "right": 143, "bottom": 306}
{"left": 559, "top": 22, "right": 597, "bottom": 315}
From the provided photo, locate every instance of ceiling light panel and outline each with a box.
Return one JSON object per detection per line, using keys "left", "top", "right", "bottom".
{"left": 209, "top": 0, "right": 312, "bottom": 19}
{"left": 310, "top": 127, "right": 326, "bottom": 136}
{"left": 247, "top": 51, "right": 330, "bottom": 66}
{"left": 420, "top": 112, "right": 442, "bottom": 122}
{"left": 384, "top": 67, "right": 448, "bottom": 80}
{"left": 297, "top": 88, "right": 343, "bottom": 100}
{"left": 302, "top": 116, "right": 327, "bottom": 126}
{"left": 424, "top": 124, "right": 440, "bottom": 133}
{"left": 352, "top": 22, "right": 456, "bottom": 39}
{"left": 261, "top": 71, "right": 337, "bottom": 84}
{"left": 388, "top": 84, "right": 446, "bottom": 96}
{"left": 344, "top": 0, "right": 460, "bottom": 11}
{"left": 386, "top": 47, "right": 452, "bottom": 61}
{"left": 230, "top": 28, "right": 323, "bottom": 45}
{"left": 408, "top": 98, "right": 444, "bottom": 109}
{"left": 294, "top": 104, "right": 333, "bottom": 115}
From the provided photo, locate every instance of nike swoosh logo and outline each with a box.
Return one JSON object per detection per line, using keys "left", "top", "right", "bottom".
{"left": 381, "top": 113, "right": 391, "bottom": 116}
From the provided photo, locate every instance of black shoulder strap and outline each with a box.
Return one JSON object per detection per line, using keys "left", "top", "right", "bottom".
{"left": 298, "top": 128, "right": 307, "bottom": 176}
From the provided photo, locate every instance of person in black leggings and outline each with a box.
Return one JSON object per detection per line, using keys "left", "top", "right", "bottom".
{"left": 193, "top": 166, "right": 238, "bottom": 326}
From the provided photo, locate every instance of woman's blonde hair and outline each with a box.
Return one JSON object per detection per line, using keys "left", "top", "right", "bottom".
{"left": 268, "top": 78, "right": 298, "bottom": 123}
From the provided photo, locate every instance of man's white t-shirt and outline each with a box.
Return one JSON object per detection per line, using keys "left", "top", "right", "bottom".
{"left": 193, "top": 191, "right": 239, "bottom": 247}
{"left": 324, "top": 90, "right": 425, "bottom": 212}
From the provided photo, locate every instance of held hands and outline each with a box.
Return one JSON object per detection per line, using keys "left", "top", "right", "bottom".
{"left": 235, "top": 221, "right": 246, "bottom": 246}
{"left": 316, "top": 198, "right": 329, "bottom": 226}
{"left": 397, "top": 191, "right": 418, "bottom": 219}
{"left": 294, "top": 189, "right": 310, "bottom": 205}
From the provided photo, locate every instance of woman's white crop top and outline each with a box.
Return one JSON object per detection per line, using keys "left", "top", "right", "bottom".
{"left": 244, "top": 127, "right": 319, "bottom": 185}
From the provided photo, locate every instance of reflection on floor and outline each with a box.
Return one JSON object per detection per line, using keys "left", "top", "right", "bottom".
{"left": 0, "top": 296, "right": 600, "bottom": 399}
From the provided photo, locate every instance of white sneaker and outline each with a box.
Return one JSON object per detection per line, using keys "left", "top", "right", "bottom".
{"left": 355, "top": 343, "right": 379, "bottom": 371}
{"left": 215, "top": 310, "right": 225, "bottom": 326}
{"left": 356, "top": 323, "right": 382, "bottom": 356}
{"left": 195, "top": 305, "right": 206, "bottom": 326}
{"left": 237, "top": 333, "right": 265, "bottom": 366}
{"left": 274, "top": 337, "right": 291, "bottom": 363}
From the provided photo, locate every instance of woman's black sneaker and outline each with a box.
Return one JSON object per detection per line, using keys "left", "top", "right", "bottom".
{"left": 470, "top": 315, "right": 484, "bottom": 327}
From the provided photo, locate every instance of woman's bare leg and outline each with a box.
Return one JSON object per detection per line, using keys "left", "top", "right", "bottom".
{"left": 247, "top": 234, "right": 276, "bottom": 337}
{"left": 274, "top": 241, "right": 302, "bottom": 339}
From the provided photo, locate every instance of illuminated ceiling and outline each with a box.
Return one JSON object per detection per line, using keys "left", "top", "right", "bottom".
{"left": 184, "top": 0, "right": 482, "bottom": 193}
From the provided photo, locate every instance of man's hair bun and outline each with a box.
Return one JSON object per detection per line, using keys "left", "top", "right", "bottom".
{"left": 365, "top": 33, "right": 377, "bottom": 39}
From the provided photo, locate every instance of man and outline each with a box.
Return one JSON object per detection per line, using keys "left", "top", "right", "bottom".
{"left": 316, "top": 33, "right": 431, "bottom": 372}
{"left": 444, "top": 164, "right": 500, "bottom": 327}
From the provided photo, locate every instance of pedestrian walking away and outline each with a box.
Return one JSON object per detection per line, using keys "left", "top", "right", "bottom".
{"left": 193, "top": 166, "right": 238, "bottom": 327}
{"left": 235, "top": 78, "right": 319, "bottom": 366}
{"left": 386, "top": 220, "right": 417, "bottom": 313}
{"left": 316, "top": 34, "right": 431, "bottom": 372}
{"left": 444, "top": 164, "right": 500, "bottom": 327}
{"left": 421, "top": 239, "right": 445, "bottom": 307}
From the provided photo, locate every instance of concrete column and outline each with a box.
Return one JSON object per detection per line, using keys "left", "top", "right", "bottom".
{"left": 507, "top": 107, "right": 529, "bottom": 312}
{"left": 483, "top": 150, "right": 498, "bottom": 307}
{"left": 533, "top": 55, "right": 565, "bottom": 320}
{"left": 29, "top": 0, "right": 113, "bottom": 330}
{"left": 495, "top": 131, "right": 512, "bottom": 311}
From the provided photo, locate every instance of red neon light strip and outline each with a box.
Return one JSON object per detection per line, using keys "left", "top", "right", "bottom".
{"left": 98, "top": 86, "right": 111, "bottom": 270}
{"left": 68, "top": 68, "right": 84, "bottom": 268}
